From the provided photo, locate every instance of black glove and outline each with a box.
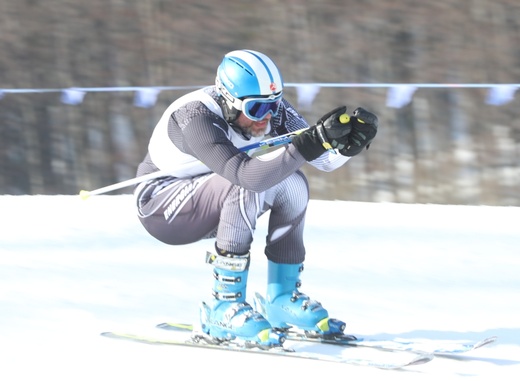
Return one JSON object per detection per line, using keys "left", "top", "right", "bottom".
{"left": 292, "top": 106, "right": 351, "bottom": 161}
{"left": 339, "top": 107, "right": 378, "bottom": 157}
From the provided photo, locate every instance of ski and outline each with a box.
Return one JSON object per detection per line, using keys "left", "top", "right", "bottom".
{"left": 157, "top": 322, "right": 497, "bottom": 355}
{"left": 101, "top": 330, "right": 432, "bottom": 369}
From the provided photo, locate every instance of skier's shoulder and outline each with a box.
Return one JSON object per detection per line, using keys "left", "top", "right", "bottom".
{"left": 269, "top": 97, "right": 309, "bottom": 136}
{"left": 169, "top": 87, "right": 228, "bottom": 132}
{"left": 170, "top": 86, "right": 223, "bottom": 118}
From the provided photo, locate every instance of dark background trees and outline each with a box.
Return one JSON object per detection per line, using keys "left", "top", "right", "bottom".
{"left": 1, "top": 0, "right": 519, "bottom": 205}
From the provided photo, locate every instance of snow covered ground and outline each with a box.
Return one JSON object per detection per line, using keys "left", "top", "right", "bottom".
{"left": 1, "top": 195, "right": 519, "bottom": 380}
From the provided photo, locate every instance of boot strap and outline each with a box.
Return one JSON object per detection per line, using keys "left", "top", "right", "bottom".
{"left": 206, "top": 251, "right": 250, "bottom": 272}
{"left": 213, "top": 271, "right": 242, "bottom": 285}
{"left": 212, "top": 290, "right": 243, "bottom": 301}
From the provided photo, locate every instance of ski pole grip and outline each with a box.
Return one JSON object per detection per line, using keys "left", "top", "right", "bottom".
{"left": 339, "top": 114, "right": 350, "bottom": 124}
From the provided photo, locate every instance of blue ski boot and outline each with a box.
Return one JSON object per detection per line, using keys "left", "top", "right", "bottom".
{"left": 255, "top": 260, "right": 346, "bottom": 335}
{"left": 200, "top": 250, "right": 284, "bottom": 348}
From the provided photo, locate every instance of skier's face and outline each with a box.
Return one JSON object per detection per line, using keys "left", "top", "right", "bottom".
{"left": 235, "top": 112, "right": 271, "bottom": 138}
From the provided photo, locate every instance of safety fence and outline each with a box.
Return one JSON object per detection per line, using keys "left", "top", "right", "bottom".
{"left": 0, "top": 83, "right": 519, "bottom": 205}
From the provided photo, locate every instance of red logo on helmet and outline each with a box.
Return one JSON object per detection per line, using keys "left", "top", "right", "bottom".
{"left": 269, "top": 83, "right": 277, "bottom": 92}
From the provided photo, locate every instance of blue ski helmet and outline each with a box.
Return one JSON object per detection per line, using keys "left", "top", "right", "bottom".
{"left": 216, "top": 50, "right": 283, "bottom": 121}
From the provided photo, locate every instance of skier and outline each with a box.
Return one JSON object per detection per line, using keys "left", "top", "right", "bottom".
{"left": 135, "top": 49, "right": 378, "bottom": 347}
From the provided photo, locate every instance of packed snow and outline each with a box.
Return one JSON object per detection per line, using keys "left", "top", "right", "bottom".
{"left": 1, "top": 195, "right": 519, "bottom": 380}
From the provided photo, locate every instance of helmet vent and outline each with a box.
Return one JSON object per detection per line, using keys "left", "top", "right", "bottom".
{"left": 230, "top": 58, "right": 254, "bottom": 77}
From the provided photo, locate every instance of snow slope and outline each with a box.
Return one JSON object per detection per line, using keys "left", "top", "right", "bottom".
{"left": 1, "top": 195, "right": 519, "bottom": 380}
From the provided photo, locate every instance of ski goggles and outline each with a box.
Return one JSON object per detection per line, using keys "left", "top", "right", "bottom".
{"left": 240, "top": 95, "right": 282, "bottom": 121}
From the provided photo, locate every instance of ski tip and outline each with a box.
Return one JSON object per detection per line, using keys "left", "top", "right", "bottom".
{"left": 79, "top": 190, "right": 91, "bottom": 200}
{"left": 409, "top": 353, "right": 435, "bottom": 366}
{"left": 474, "top": 335, "right": 498, "bottom": 349}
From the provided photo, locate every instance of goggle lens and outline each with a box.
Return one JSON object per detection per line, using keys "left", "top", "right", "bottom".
{"left": 242, "top": 97, "right": 281, "bottom": 121}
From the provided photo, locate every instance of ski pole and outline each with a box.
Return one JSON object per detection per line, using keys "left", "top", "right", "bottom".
{"left": 79, "top": 127, "right": 310, "bottom": 199}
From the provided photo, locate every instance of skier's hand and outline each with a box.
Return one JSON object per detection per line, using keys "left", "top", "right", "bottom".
{"left": 292, "top": 106, "right": 351, "bottom": 161}
{"left": 338, "top": 107, "right": 378, "bottom": 157}
{"left": 315, "top": 106, "right": 352, "bottom": 150}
